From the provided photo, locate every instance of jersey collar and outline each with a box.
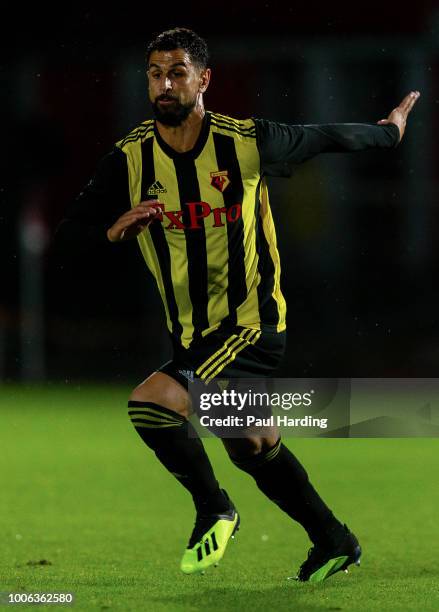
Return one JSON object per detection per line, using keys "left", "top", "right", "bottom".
{"left": 154, "top": 111, "right": 211, "bottom": 160}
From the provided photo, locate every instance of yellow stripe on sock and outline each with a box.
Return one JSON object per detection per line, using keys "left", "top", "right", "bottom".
{"left": 129, "top": 408, "right": 183, "bottom": 424}
{"left": 132, "top": 421, "right": 182, "bottom": 429}
{"left": 265, "top": 439, "right": 281, "bottom": 462}
{"left": 130, "top": 413, "right": 182, "bottom": 425}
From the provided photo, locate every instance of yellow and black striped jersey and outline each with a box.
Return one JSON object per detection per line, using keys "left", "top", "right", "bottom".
{"left": 58, "top": 112, "right": 399, "bottom": 350}
{"left": 115, "top": 111, "right": 286, "bottom": 348}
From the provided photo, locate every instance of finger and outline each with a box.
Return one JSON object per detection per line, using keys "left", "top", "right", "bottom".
{"left": 123, "top": 209, "right": 157, "bottom": 222}
{"left": 137, "top": 200, "right": 164, "bottom": 209}
{"left": 406, "top": 90, "right": 420, "bottom": 114}
{"left": 134, "top": 219, "right": 156, "bottom": 234}
{"left": 133, "top": 208, "right": 157, "bottom": 217}
{"left": 120, "top": 219, "right": 151, "bottom": 240}
{"left": 121, "top": 203, "right": 163, "bottom": 218}
{"left": 399, "top": 91, "right": 420, "bottom": 114}
{"left": 134, "top": 222, "right": 150, "bottom": 231}
{"left": 377, "top": 119, "right": 389, "bottom": 125}
{"left": 118, "top": 213, "right": 152, "bottom": 233}
{"left": 399, "top": 92, "right": 415, "bottom": 111}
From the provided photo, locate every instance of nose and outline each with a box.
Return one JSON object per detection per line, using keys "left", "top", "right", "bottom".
{"left": 164, "top": 76, "right": 172, "bottom": 91}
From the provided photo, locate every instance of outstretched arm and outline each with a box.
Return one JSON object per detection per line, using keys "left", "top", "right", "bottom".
{"left": 255, "top": 91, "right": 421, "bottom": 176}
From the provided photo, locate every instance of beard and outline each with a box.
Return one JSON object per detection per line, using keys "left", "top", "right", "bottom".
{"left": 152, "top": 95, "right": 196, "bottom": 126}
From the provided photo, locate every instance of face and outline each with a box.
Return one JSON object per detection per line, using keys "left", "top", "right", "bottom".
{"left": 147, "top": 48, "right": 210, "bottom": 126}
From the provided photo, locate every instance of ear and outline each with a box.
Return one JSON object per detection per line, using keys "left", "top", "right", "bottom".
{"left": 198, "top": 68, "right": 211, "bottom": 93}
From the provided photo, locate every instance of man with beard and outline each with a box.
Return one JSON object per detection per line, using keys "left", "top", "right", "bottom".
{"left": 57, "top": 27, "right": 419, "bottom": 581}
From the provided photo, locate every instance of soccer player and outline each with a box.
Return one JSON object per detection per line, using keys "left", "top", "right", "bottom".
{"left": 56, "top": 28, "right": 420, "bottom": 581}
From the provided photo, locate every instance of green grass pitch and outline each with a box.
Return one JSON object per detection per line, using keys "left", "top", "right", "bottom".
{"left": 1, "top": 384, "right": 438, "bottom": 611}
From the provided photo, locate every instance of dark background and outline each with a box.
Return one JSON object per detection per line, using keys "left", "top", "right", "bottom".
{"left": 2, "top": 1, "right": 439, "bottom": 383}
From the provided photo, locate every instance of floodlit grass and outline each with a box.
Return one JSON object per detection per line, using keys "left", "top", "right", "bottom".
{"left": 1, "top": 384, "right": 438, "bottom": 611}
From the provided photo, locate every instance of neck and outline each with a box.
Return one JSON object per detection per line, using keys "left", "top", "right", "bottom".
{"left": 156, "top": 98, "right": 206, "bottom": 153}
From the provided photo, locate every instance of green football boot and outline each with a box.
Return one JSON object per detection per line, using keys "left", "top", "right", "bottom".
{"left": 295, "top": 524, "right": 361, "bottom": 583}
{"left": 180, "top": 491, "right": 240, "bottom": 574}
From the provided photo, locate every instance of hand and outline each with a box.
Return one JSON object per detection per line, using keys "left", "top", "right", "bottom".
{"left": 106, "top": 201, "right": 162, "bottom": 242}
{"left": 377, "top": 91, "right": 420, "bottom": 143}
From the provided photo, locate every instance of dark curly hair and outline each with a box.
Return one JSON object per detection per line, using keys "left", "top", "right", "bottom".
{"left": 146, "top": 27, "right": 209, "bottom": 69}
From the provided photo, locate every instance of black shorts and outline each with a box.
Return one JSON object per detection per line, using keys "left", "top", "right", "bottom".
{"left": 158, "top": 326, "right": 286, "bottom": 389}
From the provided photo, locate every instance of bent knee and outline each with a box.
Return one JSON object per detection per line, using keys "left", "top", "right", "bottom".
{"left": 223, "top": 435, "right": 279, "bottom": 460}
{"left": 128, "top": 371, "right": 192, "bottom": 418}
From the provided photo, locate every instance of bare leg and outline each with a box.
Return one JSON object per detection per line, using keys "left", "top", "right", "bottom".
{"left": 128, "top": 371, "right": 229, "bottom": 513}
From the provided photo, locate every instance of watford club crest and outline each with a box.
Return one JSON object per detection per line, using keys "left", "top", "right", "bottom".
{"left": 210, "top": 170, "right": 230, "bottom": 193}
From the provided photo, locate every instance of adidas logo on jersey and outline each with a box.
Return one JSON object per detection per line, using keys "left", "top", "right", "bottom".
{"left": 178, "top": 369, "right": 195, "bottom": 383}
{"left": 147, "top": 180, "right": 167, "bottom": 195}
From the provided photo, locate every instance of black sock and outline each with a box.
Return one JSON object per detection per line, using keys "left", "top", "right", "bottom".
{"left": 128, "top": 401, "right": 229, "bottom": 514}
{"left": 231, "top": 439, "right": 344, "bottom": 545}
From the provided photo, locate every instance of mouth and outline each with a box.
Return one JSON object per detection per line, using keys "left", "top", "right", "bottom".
{"left": 158, "top": 97, "right": 177, "bottom": 106}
